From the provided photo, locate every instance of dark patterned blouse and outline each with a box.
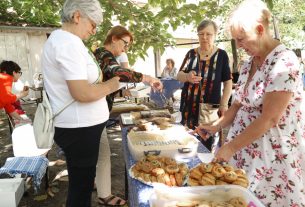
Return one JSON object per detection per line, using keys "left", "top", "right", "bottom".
{"left": 94, "top": 47, "right": 143, "bottom": 110}
{"left": 180, "top": 48, "right": 231, "bottom": 129}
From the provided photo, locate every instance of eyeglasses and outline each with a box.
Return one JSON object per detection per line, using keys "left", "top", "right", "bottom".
{"left": 89, "top": 19, "right": 97, "bottom": 30}
{"left": 120, "top": 38, "right": 130, "bottom": 50}
{"left": 17, "top": 71, "right": 22, "bottom": 76}
{"left": 197, "top": 33, "right": 214, "bottom": 38}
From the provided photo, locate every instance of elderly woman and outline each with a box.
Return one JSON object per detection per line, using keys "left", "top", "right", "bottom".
{"left": 177, "top": 20, "right": 232, "bottom": 151}
{"left": 93, "top": 25, "right": 162, "bottom": 206}
{"left": 0, "top": 60, "right": 29, "bottom": 120}
{"left": 161, "top": 58, "right": 178, "bottom": 78}
{"left": 41, "top": 0, "right": 120, "bottom": 206}
{"left": 196, "top": 0, "right": 305, "bottom": 206}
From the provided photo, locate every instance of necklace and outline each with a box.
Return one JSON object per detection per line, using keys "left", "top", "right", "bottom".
{"left": 198, "top": 46, "right": 214, "bottom": 60}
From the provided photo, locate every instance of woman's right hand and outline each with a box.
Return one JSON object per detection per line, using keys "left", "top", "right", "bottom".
{"left": 108, "top": 76, "right": 120, "bottom": 91}
{"left": 187, "top": 71, "right": 202, "bottom": 84}
{"left": 194, "top": 124, "right": 219, "bottom": 140}
{"left": 18, "top": 90, "right": 29, "bottom": 99}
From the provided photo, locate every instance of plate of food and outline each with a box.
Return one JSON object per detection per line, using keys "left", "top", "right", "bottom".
{"left": 188, "top": 162, "right": 249, "bottom": 188}
{"left": 129, "top": 155, "right": 189, "bottom": 187}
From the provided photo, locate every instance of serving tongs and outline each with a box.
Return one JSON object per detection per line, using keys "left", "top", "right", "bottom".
{"left": 158, "top": 92, "right": 169, "bottom": 106}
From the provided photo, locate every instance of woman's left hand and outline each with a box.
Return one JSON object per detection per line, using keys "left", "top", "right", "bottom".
{"left": 214, "top": 142, "right": 235, "bottom": 162}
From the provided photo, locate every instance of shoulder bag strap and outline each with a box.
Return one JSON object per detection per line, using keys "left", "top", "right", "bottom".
{"left": 49, "top": 49, "right": 102, "bottom": 120}
{"left": 52, "top": 98, "right": 75, "bottom": 119}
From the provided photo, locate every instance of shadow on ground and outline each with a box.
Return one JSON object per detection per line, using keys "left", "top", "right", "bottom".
{"left": 0, "top": 103, "right": 126, "bottom": 207}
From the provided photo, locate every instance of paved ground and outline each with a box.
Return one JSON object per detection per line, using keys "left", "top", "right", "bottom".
{"left": 0, "top": 103, "right": 126, "bottom": 207}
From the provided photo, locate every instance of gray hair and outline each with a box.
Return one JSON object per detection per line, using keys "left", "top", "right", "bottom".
{"left": 61, "top": 0, "right": 103, "bottom": 25}
{"left": 197, "top": 20, "right": 218, "bottom": 33}
{"left": 227, "top": 0, "right": 271, "bottom": 35}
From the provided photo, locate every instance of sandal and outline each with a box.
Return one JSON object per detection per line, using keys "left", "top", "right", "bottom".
{"left": 98, "top": 195, "right": 126, "bottom": 206}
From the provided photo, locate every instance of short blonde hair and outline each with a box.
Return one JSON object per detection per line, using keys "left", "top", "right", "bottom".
{"left": 227, "top": 0, "right": 271, "bottom": 36}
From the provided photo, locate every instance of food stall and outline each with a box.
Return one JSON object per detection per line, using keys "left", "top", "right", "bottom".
{"left": 119, "top": 109, "right": 264, "bottom": 207}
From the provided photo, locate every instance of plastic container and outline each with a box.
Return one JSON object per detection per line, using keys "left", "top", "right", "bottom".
{"left": 129, "top": 85, "right": 151, "bottom": 98}
{"left": 127, "top": 126, "right": 198, "bottom": 161}
{"left": 149, "top": 184, "right": 265, "bottom": 207}
{"left": 0, "top": 178, "right": 24, "bottom": 207}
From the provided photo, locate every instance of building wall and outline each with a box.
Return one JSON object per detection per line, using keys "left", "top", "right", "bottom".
{"left": 0, "top": 29, "right": 49, "bottom": 98}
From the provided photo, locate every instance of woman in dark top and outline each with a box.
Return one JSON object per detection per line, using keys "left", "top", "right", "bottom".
{"left": 93, "top": 25, "right": 162, "bottom": 206}
{"left": 94, "top": 25, "right": 162, "bottom": 110}
{"left": 177, "top": 20, "right": 232, "bottom": 151}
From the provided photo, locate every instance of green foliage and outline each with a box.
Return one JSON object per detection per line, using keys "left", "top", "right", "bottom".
{"left": 0, "top": 0, "right": 63, "bottom": 26}
{"left": 271, "top": 0, "right": 305, "bottom": 49}
{"left": 1, "top": 0, "right": 304, "bottom": 63}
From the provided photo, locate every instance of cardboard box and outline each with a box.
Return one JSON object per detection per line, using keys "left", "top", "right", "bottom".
{"left": 0, "top": 178, "right": 24, "bottom": 207}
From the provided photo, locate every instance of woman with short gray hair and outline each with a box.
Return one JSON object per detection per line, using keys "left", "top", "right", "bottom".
{"left": 61, "top": 0, "right": 103, "bottom": 25}
{"left": 41, "top": 0, "right": 120, "bottom": 206}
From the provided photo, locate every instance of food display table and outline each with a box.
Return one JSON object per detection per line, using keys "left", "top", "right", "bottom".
{"left": 121, "top": 127, "right": 209, "bottom": 207}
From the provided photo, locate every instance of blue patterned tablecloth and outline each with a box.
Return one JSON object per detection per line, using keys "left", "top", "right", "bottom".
{"left": 150, "top": 78, "right": 183, "bottom": 107}
{"left": 0, "top": 156, "right": 48, "bottom": 192}
{"left": 122, "top": 127, "right": 209, "bottom": 207}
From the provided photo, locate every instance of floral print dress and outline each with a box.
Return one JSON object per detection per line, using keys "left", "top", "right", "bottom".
{"left": 227, "top": 44, "right": 305, "bottom": 207}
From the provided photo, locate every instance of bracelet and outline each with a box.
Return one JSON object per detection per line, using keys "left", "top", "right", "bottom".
{"left": 219, "top": 104, "right": 228, "bottom": 108}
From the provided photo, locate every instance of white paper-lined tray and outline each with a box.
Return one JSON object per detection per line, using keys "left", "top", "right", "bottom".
{"left": 149, "top": 184, "right": 264, "bottom": 207}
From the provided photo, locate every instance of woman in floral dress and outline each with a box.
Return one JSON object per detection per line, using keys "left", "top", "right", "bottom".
{"left": 196, "top": 0, "right": 305, "bottom": 206}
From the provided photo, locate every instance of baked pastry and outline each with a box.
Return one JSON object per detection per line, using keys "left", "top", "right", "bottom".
{"left": 190, "top": 168, "right": 203, "bottom": 180}
{"left": 151, "top": 167, "right": 165, "bottom": 176}
{"left": 234, "top": 169, "right": 246, "bottom": 176}
{"left": 156, "top": 174, "right": 166, "bottom": 184}
{"left": 211, "top": 165, "right": 226, "bottom": 178}
{"left": 188, "top": 178, "right": 200, "bottom": 186}
{"left": 145, "top": 154, "right": 159, "bottom": 161}
{"left": 141, "top": 162, "right": 153, "bottom": 173}
{"left": 232, "top": 177, "right": 249, "bottom": 188}
{"left": 163, "top": 173, "right": 171, "bottom": 186}
{"left": 150, "top": 175, "right": 157, "bottom": 183}
{"left": 150, "top": 160, "right": 161, "bottom": 168}
{"left": 170, "top": 174, "right": 177, "bottom": 186}
{"left": 176, "top": 201, "right": 198, "bottom": 207}
{"left": 223, "top": 164, "right": 235, "bottom": 172}
{"left": 223, "top": 171, "right": 238, "bottom": 183}
{"left": 175, "top": 172, "right": 183, "bottom": 186}
{"left": 215, "top": 180, "right": 228, "bottom": 185}
{"left": 165, "top": 157, "right": 177, "bottom": 165}
{"left": 200, "top": 163, "right": 214, "bottom": 173}
{"left": 166, "top": 164, "right": 180, "bottom": 174}
{"left": 178, "top": 163, "right": 188, "bottom": 171}
{"left": 197, "top": 201, "right": 212, "bottom": 207}
{"left": 131, "top": 167, "right": 140, "bottom": 177}
{"left": 200, "top": 174, "right": 216, "bottom": 186}
{"left": 229, "top": 197, "right": 247, "bottom": 207}
{"left": 143, "top": 173, "right": 151, "bottom": 182}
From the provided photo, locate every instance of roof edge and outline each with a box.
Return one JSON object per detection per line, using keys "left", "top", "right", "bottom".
{"left": 0, "top": 25, "right": 58, "bottom": 33}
